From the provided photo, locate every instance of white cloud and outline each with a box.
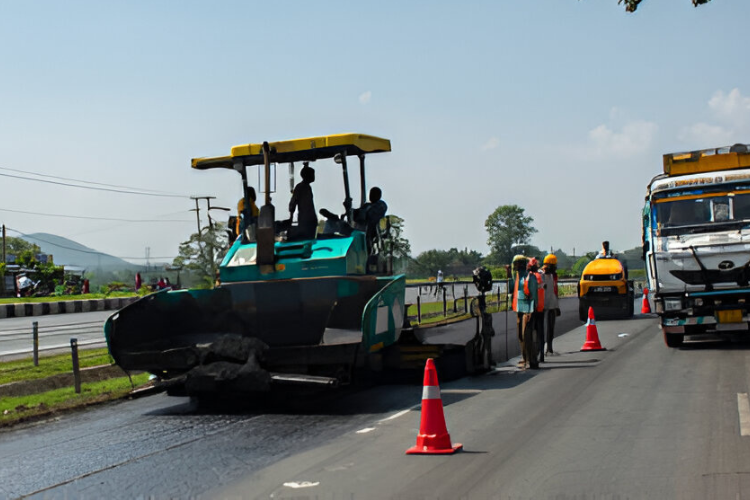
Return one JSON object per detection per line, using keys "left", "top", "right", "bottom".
{"left": 708, "top": 88, "right": 750, "bottom": 125}
{"left": 586, "top": 120, "right": 658, "bottom": 157}
{"left": 679, "top": 88, "right": 750, "bottom": 147}
{"left": 358, "top": 91, "right": 372, "bottom": 104}
{"left": 678, "top": 122, "right": 733, "bottom": 147}
{"left": 481, "top": 137, "right": 499, "bottom": 151}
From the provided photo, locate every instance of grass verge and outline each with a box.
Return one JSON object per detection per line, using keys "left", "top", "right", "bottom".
{"left": 0, "top": 373, "right": 151, "bottom": 427}
{"left": 0, "top": 349, "right": 114, "bottom": 386}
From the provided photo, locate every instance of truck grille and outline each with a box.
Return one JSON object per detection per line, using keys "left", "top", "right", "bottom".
{"left": 670, "top": 268, "right": 750, "bottom": 286}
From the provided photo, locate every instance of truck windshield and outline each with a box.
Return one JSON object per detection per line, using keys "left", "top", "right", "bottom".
{"left": 656, "top": 192, "right": 750, "bottom": 233}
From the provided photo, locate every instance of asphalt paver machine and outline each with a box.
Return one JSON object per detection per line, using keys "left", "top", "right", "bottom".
{"left": 105, "top": 133, "right": 492, "bottom": 398}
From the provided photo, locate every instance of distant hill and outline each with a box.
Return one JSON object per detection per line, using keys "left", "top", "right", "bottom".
{"left": 20, "top": 233, "right": 139, "bottom": 271}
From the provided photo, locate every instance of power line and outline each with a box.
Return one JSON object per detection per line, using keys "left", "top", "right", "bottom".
{"left": 5, "top": 227, "right": 177, "bottom": 260}
{"left": 0, "top": 166, "right": 185, "bottom": 196}
{"left": 0, "top": 171, "right": 190, "bottom": 198}
{"left": 0, "top": 207, "right": 192, "bottom": 223}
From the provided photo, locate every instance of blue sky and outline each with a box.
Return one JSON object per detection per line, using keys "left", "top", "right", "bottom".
{"left": 1, "top": 0, "right": 748, "bottom": 265}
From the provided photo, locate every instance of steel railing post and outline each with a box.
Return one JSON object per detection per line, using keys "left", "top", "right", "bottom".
{"left": 32, "top": 321, "right": 39, "bottom": 367}
{"left": 417, "top": 295, "right": 422, "bottom": 324}
{"left": 70, "top": 338, "right": 81, "bottom": 394}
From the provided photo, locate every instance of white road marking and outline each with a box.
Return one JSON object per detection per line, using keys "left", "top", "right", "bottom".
{"left": 378, "top": 408, "right": 415, "bottom": 423}
{"left": 283, "top": 481, "right": 320, "bottom": 489}
{"left": 737, "top": 393, "right": 750, "bottom": 436}
{"left": 357, "top": 388, "right": 481, "bottom": 436}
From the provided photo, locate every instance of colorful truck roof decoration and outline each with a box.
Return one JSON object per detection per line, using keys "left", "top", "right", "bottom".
{"left": 663, "top": 143, "right": 750, "bottom": 176}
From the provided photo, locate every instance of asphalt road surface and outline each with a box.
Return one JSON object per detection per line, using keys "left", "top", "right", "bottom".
{"left": 5, "top": 304, "right": 750, "bottom": 499}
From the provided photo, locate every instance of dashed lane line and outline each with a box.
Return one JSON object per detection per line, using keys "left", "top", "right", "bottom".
{"left": 737, "top": 393, "right": 750, "bottom": 436}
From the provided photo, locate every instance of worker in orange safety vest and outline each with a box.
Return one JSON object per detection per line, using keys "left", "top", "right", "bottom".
{"left": 525, "top": 257, "right": 546, "bottom": 363}
{"left": 507, "top": 255, "right": 538, "bottom": 370}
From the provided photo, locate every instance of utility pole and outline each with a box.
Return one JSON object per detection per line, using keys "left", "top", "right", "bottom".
{"left": 2, "top": 224, "right": 6, "bottom": 264}
{"left": 190, "top": 196, "right": 230, "bottom": 287}
{"left": 206, "top": 198, "right": 229, "bottom": 229}
{"left": 190, "top": 196, "right": 208, "bottom": 239}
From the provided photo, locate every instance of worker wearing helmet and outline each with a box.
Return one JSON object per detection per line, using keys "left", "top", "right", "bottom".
{"left": 541, "top": 254, "right": 560, "bottom": 355}
{"left": 506, "top": 255, "right": 539, "bottom": 370}
{"left": 526, "top": 258, "right": 546, "bottom": 363}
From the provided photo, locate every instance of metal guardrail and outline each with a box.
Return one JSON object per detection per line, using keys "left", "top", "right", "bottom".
{"left": 405, "top": 278, "right": 647, "bottom": 324}
{"left": 0, "top": 320, "right": 106, "bottom": 360}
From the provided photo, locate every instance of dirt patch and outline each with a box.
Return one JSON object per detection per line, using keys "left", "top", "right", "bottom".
{"left": 0, "top": 365, "right": 131, "bottom": 398}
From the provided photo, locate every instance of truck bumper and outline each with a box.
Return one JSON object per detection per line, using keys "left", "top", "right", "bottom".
{"left": 662, "top": 315, "right": 750, "bottom": 333}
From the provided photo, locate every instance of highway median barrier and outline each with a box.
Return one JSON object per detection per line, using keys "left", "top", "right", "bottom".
{"left": 0, "top": 296, "right": 139, "bottom": 319}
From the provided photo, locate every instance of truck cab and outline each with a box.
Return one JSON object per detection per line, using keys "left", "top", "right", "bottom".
{"left": 643, "top": 143, "right": 750, "bottom": 347}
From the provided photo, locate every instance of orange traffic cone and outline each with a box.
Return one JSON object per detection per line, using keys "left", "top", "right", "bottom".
{"left": 641, "top": 288, "right": 652, "bottom": 314}
{"left": 406, "top": 358, "right": 463, "bottom": 455}
{"left": 581, "top": 307, "right": 606, "bottom": 351}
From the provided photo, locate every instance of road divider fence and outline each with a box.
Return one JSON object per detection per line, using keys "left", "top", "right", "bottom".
{"left": 0, "top": 319, "right": 106, "bottom": 358}
{"left": 0, "top": 297, "right": 138, "bottom": 319}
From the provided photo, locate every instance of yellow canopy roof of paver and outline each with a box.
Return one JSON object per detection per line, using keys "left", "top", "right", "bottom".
{"left": 192, "top": 133, "right": 391, "bottom": 170}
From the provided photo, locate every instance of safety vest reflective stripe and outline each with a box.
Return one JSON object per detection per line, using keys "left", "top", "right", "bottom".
{"left": 422, "top": 385, "right": 441, "bottom": 400}
{"left": 535, "top": 273, "right": 545, "bottom": 312}
{"left": 524, "top": 271, "right": 545, "bottom": 312}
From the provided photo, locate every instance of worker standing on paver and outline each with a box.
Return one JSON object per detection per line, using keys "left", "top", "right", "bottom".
{"left": 506, "top": 255, "right": 538, "bottom": 370}
{"left": 541, "top": 254, "right": 560, "bottom": 356}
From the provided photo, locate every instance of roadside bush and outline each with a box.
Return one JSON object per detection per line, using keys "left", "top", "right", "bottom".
{"left": 104, "top": 282, "right": 128, "bottom": 296}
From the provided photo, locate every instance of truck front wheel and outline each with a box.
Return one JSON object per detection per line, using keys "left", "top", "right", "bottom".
{"left": 663, "top": 330, "right": 684, "bottom": 348}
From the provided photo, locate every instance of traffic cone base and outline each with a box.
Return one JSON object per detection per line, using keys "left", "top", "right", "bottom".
{"left": 581, "top": 306, "right": 606, "bottom": 351}
{"left": 406, "top": 442, "right": 463, "bottom": 455}
{"left": 406, "top": 359, "right": 463, "bottom": 455}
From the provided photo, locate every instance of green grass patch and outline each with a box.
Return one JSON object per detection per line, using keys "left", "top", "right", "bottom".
{"left": 0, "top": 373, "right": 151, "bottom": 426}
{"left": 0, "top": 349, "right": 114, "bottom": 385}
{"left": 0, "top": 292, "right": 136, "bottom": 305}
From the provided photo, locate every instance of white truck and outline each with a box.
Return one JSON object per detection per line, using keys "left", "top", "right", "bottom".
{"left": 643, "top": 143, "right": 750, "bottom": 347}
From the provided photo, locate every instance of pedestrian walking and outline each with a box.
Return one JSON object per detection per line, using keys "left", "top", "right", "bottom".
{"left": 434, "top": 269, "right": 444, "bottom": 297}
{"left": 541, "top": 254, "right": 561, "bottom": 355}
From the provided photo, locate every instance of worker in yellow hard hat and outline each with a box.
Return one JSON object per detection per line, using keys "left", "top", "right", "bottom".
{"left": 541, "top": 254, "right": 560, "bottom": 355}
{"left": 237, "top": 186, "right": 259, "bottom": 236}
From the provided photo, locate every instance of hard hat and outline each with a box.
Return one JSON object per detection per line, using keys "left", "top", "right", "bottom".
{"left": 512, "top": 254, "right": 527, "bottom": 264}
{"left": 543, "top": 254, "right": 558, "bottom": 265}
{"left": 527, "top": 257, "right": 539, "bottom": 270}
